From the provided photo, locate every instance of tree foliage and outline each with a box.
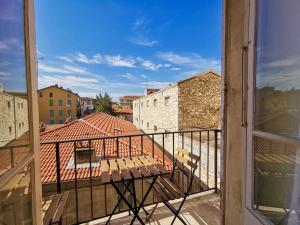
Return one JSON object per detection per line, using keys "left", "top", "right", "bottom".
{"left": 94, "top": 93, "right": 116, "bottom": 115}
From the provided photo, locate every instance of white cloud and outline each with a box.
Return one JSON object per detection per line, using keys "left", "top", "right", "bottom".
{"left": 75, "top": 52, "right": 102, "bottom": 64}
{"left": 267, "top": 56, "right": 300, "bottom": 68}
{"left": 58, "top": 56, "right": 74, "bottom": 63}
{"left": 0, "top": 61, "right": 10, "bottom": 67}
{"left": 121, "top": 73, "right": 136, "bottom": 80}
{"left": 39, "top": 63, "right": 89, "bottom": 74}
{"left": 0, "top": 71, "right": 11, "bottom": 76}
{"left": 157, "top": 51, "right": 221, "bottom": 71}
{"left": 39, "top": 74, "right": 100, "bottom": 90}
{"left": 132, "top": 17, "right": 146, "bottom": 30}
{"left": 105, "top": 55, "right": 136, "bottom": 68}
{"left": 130, "top": 37, "right": 158, "bottom": 47}
{"left": 63, "top": 65, "right": 88, "bottom": 74}
{"left": 170, "top": 67, "right": 181, "bottom": 71}
{"left": 0, "top": 42, "right": 10, "bottom": 50}
{"left": 0, "top": 38, "right": 19, "bottom": 51}
{"left": 140, "top": 74, "right": 147, "bottom": 79}
{"left": 140, "top": 59, "right": 162, "bottom": 71}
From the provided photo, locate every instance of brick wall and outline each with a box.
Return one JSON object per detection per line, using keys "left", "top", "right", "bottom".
{"left": 178, "top": 72, "right": 221, "bottom": 129}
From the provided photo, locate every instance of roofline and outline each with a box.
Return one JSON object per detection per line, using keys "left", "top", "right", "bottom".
{"left": 177, "top": 70, "right": 221, "bottom": 84}
{"left": 38, "top": 85, "right": 80, "bottom": 97}
{"left": 135, "top": 84, "right": 178, "bottom": 100}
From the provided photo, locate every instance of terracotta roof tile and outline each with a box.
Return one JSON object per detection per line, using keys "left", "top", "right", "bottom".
{"left": 40, "top": 113, "right": 171, "bottom": 183}
{"left": 113, "top": 105, "right": 133, "bottom": 114}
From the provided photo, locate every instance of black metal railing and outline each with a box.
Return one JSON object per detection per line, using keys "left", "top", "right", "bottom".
{"left": 41, "top": 129, "right": 221, "bottom": 225}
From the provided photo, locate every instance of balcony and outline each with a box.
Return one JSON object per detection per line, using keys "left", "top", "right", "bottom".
{"left": 40, "top": 129, "right": 221, "bottom": 224}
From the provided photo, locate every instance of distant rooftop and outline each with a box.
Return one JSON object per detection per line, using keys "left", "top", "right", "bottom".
{"left": 38, "top": 84, "right": 80, "bottom": 97}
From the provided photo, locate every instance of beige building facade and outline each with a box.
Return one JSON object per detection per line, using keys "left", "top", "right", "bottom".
{"left": 38, "top": 85, "right": 79, "bottom": 124}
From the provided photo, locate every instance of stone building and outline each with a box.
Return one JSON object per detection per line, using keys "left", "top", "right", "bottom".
{"left": 0, "top": 90, "right": 29, "bottom": 147}
{"left": 133, "top": 71, "right": 221, "bottom": 133}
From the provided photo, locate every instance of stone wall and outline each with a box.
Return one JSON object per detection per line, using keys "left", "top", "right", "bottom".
{"left": 133, "top": 85, "right": 179, "bottom": 133}
{"left": 178, "top": 71, "right": 221, "bottom": 130}
{"left": 0, "top": 93, "right": 29, "bottom": 147}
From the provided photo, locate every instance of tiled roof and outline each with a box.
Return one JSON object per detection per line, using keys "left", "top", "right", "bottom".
{"left": 113, "top": 105, "right": 133, "bottom": 114}
{"left": 121, "top": 95, "right": 141, "bottom": 100}
{"left": 40, "top": 113, "right": 171, "bottom": 183}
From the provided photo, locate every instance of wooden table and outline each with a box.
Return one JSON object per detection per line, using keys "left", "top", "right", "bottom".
{"left": 100, "top": 155, "right": 169, "bottom": 225}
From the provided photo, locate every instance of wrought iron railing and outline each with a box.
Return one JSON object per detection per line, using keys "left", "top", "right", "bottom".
{"left": 40, "top": 129, "right": 221, "bottom": 225}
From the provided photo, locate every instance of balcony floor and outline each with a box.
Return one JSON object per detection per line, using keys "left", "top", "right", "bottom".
{"left": 85, "top": 191, "right": 220, "bottom": 225}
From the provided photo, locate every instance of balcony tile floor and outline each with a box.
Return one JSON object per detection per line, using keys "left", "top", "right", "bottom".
{"left": 85, "top": 192, "right": 220, "bottom": 225}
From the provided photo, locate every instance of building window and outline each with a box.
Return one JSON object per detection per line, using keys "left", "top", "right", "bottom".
{"left": 68, "top": 99, "right": 72, "bottom": 106}
{"left": 18, "top": 103, "right": 20, "bottom": 108}
{"left": 9, "top": 127, "right": 12, "bottom": 134}
{"left": 39, "top": 92, "right": 43, "bottom": 97}
{"left": 75, "top": 145, "right": 95, "bottom": 164}
{"left": 58, "top": 110, "right": 63, "bottom": 117}
{"left": 22, "top": 122, "right": 24, "bottom": 127}
{"left": 154, "top": 125, "right": 157, "bottom": 132}
{"left": 142, "top": 120, "right": 143, "bottom": 125}
{"left": 147, "top": 122, "right": 149, "bottom": 128}
{"left": 7, "top": 101, "right": 11, "bottom": 108}
{"left": 19, "top": 123, "right": 21, "bottom": 128}
{"left": 49, "top": 99, "right": 54, "bottom": 106}
{"left": 68, "top": 94, "right": 71, "bottom": 98}
{"left": 68, "top": 110, "right": 72, "bottom": 116}
{"left": 153, "top": 99, "right": 157, "bottom": 107}
{"left": 141, "top": 102, "right": 143, "bottom": 107}
{"left": 49, "top": 92, "right": 53, "bottom": 98}
{"left": 147, "top": 100, "right": 149, "bottom": 107}
{"left": 21, "top": 103, "right": 23, "bottom": 108}
{"left": 50, "top": 110, "right": 54, "bottom": 117}
{"left": 58, "top": 99, "right": 63, "bottom": 106}
{"left": 165, "top": 96, "right": 170, "bottom": 106}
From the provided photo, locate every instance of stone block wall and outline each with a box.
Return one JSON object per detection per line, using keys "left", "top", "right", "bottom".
{"left": 178, "top": 72, "right": 221, "bottom": 129}
{"left": 0, "top": 93, "right": 29, "bottom": 147}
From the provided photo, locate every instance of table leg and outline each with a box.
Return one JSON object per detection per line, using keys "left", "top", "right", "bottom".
{"left": 130, "top": 176, "right": 158, "bottom": 225}
{"left": 105, "top": 180, "right": 132, "bottom": 225}
{"left": 111, "top": 181, "right": 146, "bottom": 225}
{"left": 122, "top": 181, "right": 149, "bottom": 216}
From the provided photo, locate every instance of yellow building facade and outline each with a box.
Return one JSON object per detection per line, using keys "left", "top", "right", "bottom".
{"left": 38, "top": 85, "right": 79, "bottom": 124}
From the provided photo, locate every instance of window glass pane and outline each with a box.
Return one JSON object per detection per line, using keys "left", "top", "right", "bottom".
{"left": 253, "top": 1, "right": 300, "bottom": 223}
{"left": 0, "top": 162, "right": 33, "bottom": 224}
{"left": 253, "top": 136, "right": 300, "bottom": 224}
{"left": 0, "top": 0, "right": 31, "bottom": 176}
{"left": 254, "top": 0, "right": 300, "bottom": 140}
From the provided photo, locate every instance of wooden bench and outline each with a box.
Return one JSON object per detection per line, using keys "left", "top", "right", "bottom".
{"left": 42, "top": 191, "right": 69, "bottom": 225}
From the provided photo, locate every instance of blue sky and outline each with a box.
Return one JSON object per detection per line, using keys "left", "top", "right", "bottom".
{"left": 35, "top": 0, "right": 222, "bottom": 99}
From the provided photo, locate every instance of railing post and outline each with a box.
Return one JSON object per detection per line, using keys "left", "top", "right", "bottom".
{"left": 214, "top": 130, "right": 218, "bottom": 192}
{"left": 55, "top": 142, "right": 61, "bottom": 193}
{"left": 116, "top": 137, "right": 119, "bottom": 158}
{"left": 89, "top": 139, "right": 94, "bottom": 219}
{"left": 152, "top": 134, "right": 154, "bottom": 158}
{"left": 129, "top": 136, "right": 132, "bottom": 159}
{"left": 162, "top": 133, "right": 165, "bottom": 167}
{"left": 141, "top": 135, "right": 143, "bottom": 155}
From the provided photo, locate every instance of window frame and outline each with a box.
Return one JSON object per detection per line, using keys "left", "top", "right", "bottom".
{"left": 244, "top": 1, "right": 300, "bottom": 224}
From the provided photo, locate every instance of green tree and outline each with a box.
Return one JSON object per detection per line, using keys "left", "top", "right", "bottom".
{"left": 94, "top": 93, "right": 116, "bottom": 115}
